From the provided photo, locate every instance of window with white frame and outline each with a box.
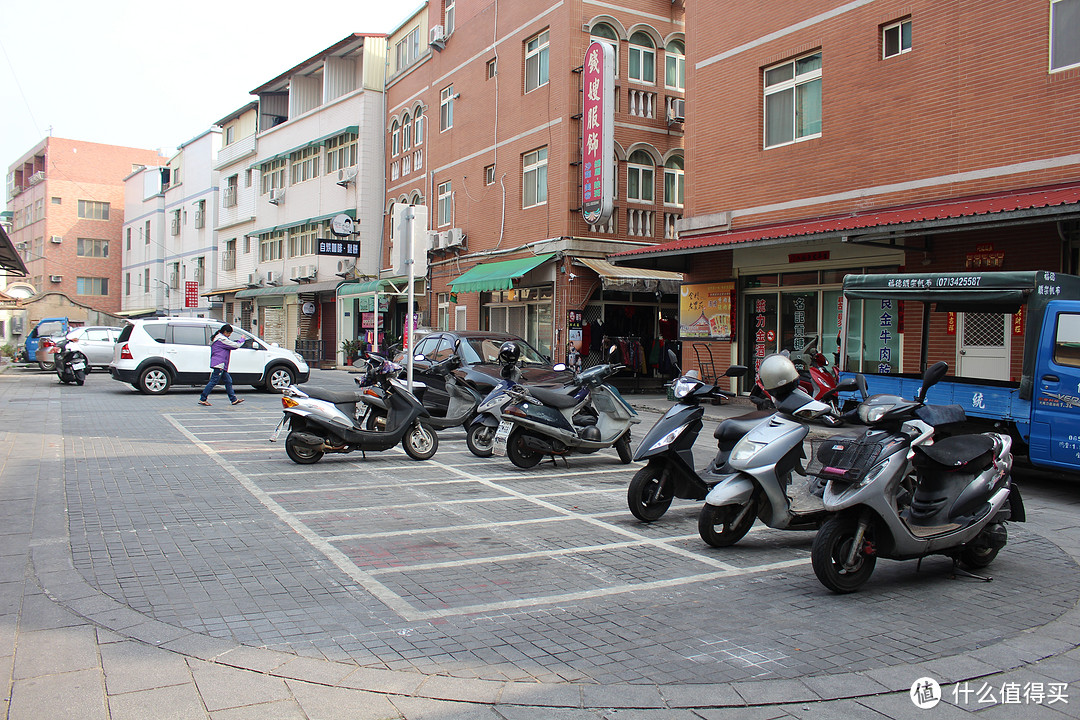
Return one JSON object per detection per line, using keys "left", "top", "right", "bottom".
{"left": 260, "top": 157, "right": 286, "bottom": 193}
{"left": 764, "top": 52, "right": 822, "bottom": 148}
{"left": 438, "top": 293, "right": 450, "bottom": 330}
{"left": 664, "top": 156, "right": 684, "bottom": 206}
{"left": 437, "top": 181, "right": 452, "bottom": 226}
{"left": 1051, "top": 0, "right": 1080, "bottom": 71}
{"left": 445, "top": 0, "right": 455, "bottom": 35}
{"left": 125, "top": 273, "right": 130, "bottom": 296}
{"left": 391, "top": 121, "right": 400, "bottom": 155}
{"left": 487, "top": 58, "right": 498, "bottom": 79}
{"left": 76, "top": 277, "right": 109, "bottom": 296}
{"left": 326, "top": 132, "right": 358, "bottom": 172}
{"left": 290, "top": 145, "right": 319, "bottom": 184}
{"left": 402, "top": 154, "right": 412, "bottom": 176}
{"left": 455, "top": 305, "right": 467, "bottom": 330}
{"left": 629, "top": 32, "right": 656, "bottom": 84}
{"left": 77, "top": 200, "right": 110, "bottom": 220}
{"left": 525, "top": 30, "right": 550, "bottom": 93}
{"left": 591, "top": 23, "right": 619, "bottom": 74}
{"left": 666, "top": 40, "right": 685, "bottom": 90}
{"left": 882, "top": 18, "right": 912, "bottom": 58}
{"left": 485, "top": 164, "right": 496, "bottom": 185}
{"left": 414, "top": 112, "right": 424, "bottom": 145}
{"left": 288, "top": 222, "right": 319, "bottom": 257}
{"left": 627, "top": 150, "right": 655, "bottom": 203}
{"left": 403, "top": 113, "right": 412, "bottom": 150}
{"left": 260, "top": 231, "right": 284, "bottom": 262}
{"left": 440, "top": 85, "right": 455, "bottom": 131}
{"left": 143, "top": 268, "right": 150, "bottom": 292}
{"left": 522, "top": 147, "right": 548, "bottom": 208}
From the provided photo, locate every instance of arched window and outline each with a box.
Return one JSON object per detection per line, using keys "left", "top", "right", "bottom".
{"left": 402, "top": 113, "right": 412, "bottom": 150}
{"left": 391, "top": 121, "right": 400, "bottom": 156}
{"left": 627, "top": 150, "right": 655, "bottom": 202}
{"left": 590, "top": 22, "right": 619, "bottom": 74}
{"left": 629, "top": 31, "right": 655, "bottom": 84}
{"left": 665, "top": 40, "right": 685, "bottom": 90}
{"left": 664, "top": 156, "right": 684, "bottom": 206}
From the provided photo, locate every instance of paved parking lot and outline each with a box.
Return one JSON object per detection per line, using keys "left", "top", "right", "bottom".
{"left": 4, "top": 365, "right": 1080, "bottom": 717}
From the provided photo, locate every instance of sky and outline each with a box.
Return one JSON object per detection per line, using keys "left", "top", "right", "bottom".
{"left": 0, "top": 0, "right": 415, "bottom": 178}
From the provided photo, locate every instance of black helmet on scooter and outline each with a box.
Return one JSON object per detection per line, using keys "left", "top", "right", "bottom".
{"left": 498, "top": 341, "right": 520, "bottom": 365}
{"left": 759, "top": 353, "right": 800, "bottom": 399}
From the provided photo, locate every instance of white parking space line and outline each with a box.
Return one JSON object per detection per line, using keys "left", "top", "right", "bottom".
{"left": 167, "top": 413, "right": 811, "bottom": 622}
{"left": 287, "top": 485, "right": 623, "bottom": 513}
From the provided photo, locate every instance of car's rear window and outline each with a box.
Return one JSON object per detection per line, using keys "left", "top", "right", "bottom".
{"left": 117, "top": 324, "right": 134, "bottom": 342}
{"left": 37, "top": 321, "right": 64, "bottom": 336}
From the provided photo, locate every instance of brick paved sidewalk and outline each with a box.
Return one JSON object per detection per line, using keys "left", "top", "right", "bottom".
{"left": 2, "top": 367, "right": 1078, "bottom": 719}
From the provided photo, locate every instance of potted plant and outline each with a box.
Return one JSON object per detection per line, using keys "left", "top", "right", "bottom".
{"left": 340, "top": 339, "right": 361, "bottom": 364}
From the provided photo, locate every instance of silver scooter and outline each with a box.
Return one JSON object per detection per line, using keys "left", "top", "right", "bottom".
{"left": 697, "top": 354, "right": 850, "bottom": 547}
{"left": 811, "top": 361, "right": 1024, "bottom": 593}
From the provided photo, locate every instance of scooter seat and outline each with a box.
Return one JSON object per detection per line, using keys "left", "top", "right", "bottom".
{"left": 913, "top": 434, "right": 995, "bottom": 471}
{"left": 527, "top": 386, "right": 581, "bottom": 409}
{"left": 300, "top": 386, "right": 365, "bottom": 405}
{"left": 713, "top": 410, "right": 773, "bottom": 441}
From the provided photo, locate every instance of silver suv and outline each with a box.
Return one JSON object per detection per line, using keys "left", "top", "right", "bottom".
{"left": 109, "top": 318, "right": 310, "bottom": 395}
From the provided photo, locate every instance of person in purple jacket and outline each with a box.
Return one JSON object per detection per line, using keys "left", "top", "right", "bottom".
{"left": 198, "top": 324, "right": 245, "bottom": 406}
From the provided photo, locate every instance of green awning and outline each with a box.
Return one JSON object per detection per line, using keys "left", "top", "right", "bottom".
{"left": 449, "top": 254, "right": 554, "bottom": 293}
{"left": 337, "top": 276, "right": 411, "bottom": 296}
{"left": 236, "top": 279, "right": 342, "bottom": 298}
{"left": 249, "top": 127, "right": 360, "bottom": 169}
{"left": 251, "top": 208, "right": 355, "bottom": 237}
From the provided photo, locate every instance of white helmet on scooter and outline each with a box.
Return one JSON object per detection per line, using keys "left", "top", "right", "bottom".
{"left": 759, "top": 353, "right": 800, "bottom": 399}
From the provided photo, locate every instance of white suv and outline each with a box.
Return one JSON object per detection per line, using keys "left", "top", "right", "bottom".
{"left": 110, "top": 318, "right": 310, "bottom": 395}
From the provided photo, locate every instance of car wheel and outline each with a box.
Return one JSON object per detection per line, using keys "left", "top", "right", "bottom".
{"left": 265, "top": 365, "right": 295, "bottom": 393}
{"left": 138, "top": 366, "right": 172, "bottom": 395}
{"left": 38, "top": 360, "right": 55, "bottom": 372}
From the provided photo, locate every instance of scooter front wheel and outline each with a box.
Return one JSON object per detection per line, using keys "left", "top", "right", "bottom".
{"left": 466, "top": 424, "right": 495, "bottom": 458}
{"left": 627, "top": 463, "right": 673, "bottom": 522}
{"left": 812, "top": 515, "right": 876, "bottom": 593}
{"left": 698, "top": 501, "right": 756, "bottom": 547}
{"left": 285, "top": 432, "right": 324, "bottom": 464}
{"left": 506, "top": 429, "right": 543, "bottom": 469}
{"left": 403, "top": 422, "right": 438, "bottom": 460}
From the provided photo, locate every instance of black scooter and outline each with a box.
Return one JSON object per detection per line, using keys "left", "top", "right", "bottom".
{"left": 627, "top": 361, "right": 755, "bottom": 521}
{"left": 271, "top": 354, "right": 437, "bottom": 463}
{"left": 55, "top": 337, "right": 88, "bottom": 386}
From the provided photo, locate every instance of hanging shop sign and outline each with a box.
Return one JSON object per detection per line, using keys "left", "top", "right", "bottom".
{"left": 679, "top": 282, "right": 735, "bottom": 340}
{"left": 185, "top": 281, "right": 199, "bottom": 308}
{"left": 301, "top": 302, "right": 316, "bottom": 316}
{"left": 318, "top": 239, "right": 361, "bottom": 257}
{"left": 581, "top": 40, "right": 615, "bottom": 227}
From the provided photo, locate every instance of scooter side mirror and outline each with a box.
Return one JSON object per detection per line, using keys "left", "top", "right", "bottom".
{"left": 666, "top": 348, "right": 681, "bottom": 375}
{"left": 916, "top": 361, "right": 949, "bottom": 402}
{"left": 724, "top": 365, "right": 748, "bottom": 378}
{"left": 856, "top": 373, "right": 869, "bottom": 401}
{"left": 414, "top": 353, "right": 426, "bottom": 362}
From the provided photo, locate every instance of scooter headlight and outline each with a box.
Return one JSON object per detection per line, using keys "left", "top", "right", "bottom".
{"left": 672, "top": 377, "right": 702, "bottom": 399}
{"left": 859, "top": 404, "right": 890, "bottom": 425}
{"left": 646, "top": 422, "right": 690, "bottom": 453}
{"left": 730, "top": 437, "right": 768, "bottom": 465}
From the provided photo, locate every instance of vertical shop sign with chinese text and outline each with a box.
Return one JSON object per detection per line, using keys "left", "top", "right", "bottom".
{"left": 877, "top": 299, "right": 895, "bottom": 373}
{"left": 185, "top": 281, "right": 198, "bottom": 308}
{"left": 581, "top": 41, "right": 614, "bottom": 226}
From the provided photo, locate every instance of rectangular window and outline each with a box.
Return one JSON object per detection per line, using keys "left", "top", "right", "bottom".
{"left": 414, "top": 114, "right": 424, "bottom": 145}
{"left": 225, "top": 125, "right": 235, "bottom": 145}
{"left": 485, "top": 164, "right": 496, "bottom": 185}
{"left": 51, "top": 196, "right": 61, "bottom": 204}
{"left": 126, "top": 228, "right": 131, "bottom": 250}
{"left": 487, "top": 58, "right": 497, "bottom": 79}
{"left": 882, "top": 18, "right": 912, "bottom": 58}
{"left": 260, "top": 231, "right": 284, "bottom": 262}
{"left": 76, "top": 277, "right": 109, "bottom": 296}
{"left": 437, "top": 181, "right": 452, "bottom": 226}
{"left": 1052, "top": 0, "right": 1080, "bottom": 71}
{"left": 440, "top": 85, "right": 455, "bottom": 131}
{"left": 143, "top": 268, "right": 150, "bottom": 292}
{"left": 1053, "top": 313, "right": 1080, "bottom": 367}
{"left": 77, "top": 200, "right": 110, "bottom": 220}
{"left": 326, "top": 132, "right": 358, "bottom": 172}
{"left": 144, "top": 220, "right": 151, "bottom": 245}
{"left": 664, "top": 164, "right": 685, "bottom": 207}
{"left": 288, "top": 222, "right": 319, "bottom": 257}
{"left": 525, "top": 30, "right": 550, "bottom": 93}
{"left": 764, "top": 52, "right": 822, "bottom": 148}
{"left": 76, "top": 238, "right": 109, "bottom": 258}
{"left": 125, "top": 273, "right": 130, "bottom": 296}
{"left": 260, "top": 157, "right": 287, "bottom": 194}
{"left": 523, "top": 147, "right": 548, "bottom": 208}
{"left": 289, "top": 145, "right": 319, "bottom": 184}
{"left": 445, "top": 0, "right": 455, "bottom": 34}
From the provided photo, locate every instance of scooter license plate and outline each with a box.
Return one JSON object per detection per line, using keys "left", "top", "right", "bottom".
{"left": 269, "top": 416, "right": 288, "bottom": 442}
{"left": 492, "top": 419, "right": 513, "bottom": 456}
{"left": 70, "top": 362, "right": 86, "bottom": 370}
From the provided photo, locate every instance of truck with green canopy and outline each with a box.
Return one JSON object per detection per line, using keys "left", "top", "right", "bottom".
{"left": 839, "top": 270, "right": 1080, "bottom": 472}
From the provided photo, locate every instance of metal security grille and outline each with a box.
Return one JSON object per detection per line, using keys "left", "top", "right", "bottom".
{"left": 963, "top": 313, "right": 1005, "bottom": 347}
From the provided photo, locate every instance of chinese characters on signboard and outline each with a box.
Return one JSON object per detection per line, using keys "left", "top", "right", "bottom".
{"left": 185, "top": 281, "right": 198, "bottom": 308}
{"left": 581, "top": 40, "right": 615, "bottom": 226}
{"left": 317, "top": 240, "right": 360, "bottom": 257}
{"left": 680, "top": 282, "right": 734, "bottom": 341}
{"left": 875, "top": 299, "right": 895, "bottom": 373}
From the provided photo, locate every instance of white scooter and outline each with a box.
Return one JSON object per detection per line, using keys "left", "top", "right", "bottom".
{"left": 697, "top": 354, "right": 849, "bottom": 547}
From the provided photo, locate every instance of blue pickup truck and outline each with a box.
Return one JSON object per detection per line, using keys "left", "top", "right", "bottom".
{"left": 24, "top": 317, "right": 69, "bottom": 370}
{"left": 838, "top": 270, "right": 1080, "bottom": 472}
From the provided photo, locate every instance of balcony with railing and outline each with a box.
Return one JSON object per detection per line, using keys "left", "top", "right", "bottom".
{"left": 627, "top": 209, "right": 654, "bottom": 237}
{"left": 628, "top": 89, "right": 657, "bottom": 119}
{"left": 221, "top": 251, "right": 236, "bottom": 271}
{"left": 214, "top": 134, "right": 257, "bottom": 169}
{"left": 223, "top": 186, "right": 237, "bottom": 208}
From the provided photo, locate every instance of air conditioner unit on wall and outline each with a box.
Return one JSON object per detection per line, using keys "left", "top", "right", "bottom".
{"left": 266, "top": 271, "right": 281, "bottom": 286}
{"left": 269, "top": 188, "right": 285, "bottom": 205}
{"left": 247, "top": 272, "right": 262, "bottom": 287}
{"left": 337, "top": 167, "right": 358, "bottom": 187}
{"left": 446, "top": 228, "right": 464, "bottom": 247}
{"left": 49, "top": 275, "right": 62, "bottom": 283}
{"left": 50, "top": 235, "right": 62, "bottom": 244}
{"left": 430, "top": 24, "right": 447, "bottom": 48}
{"left": 428, "top": 230, "right": 442, "bottom": 250}
{"left": 668, "top": 97, "right": 685, "bottom": 124}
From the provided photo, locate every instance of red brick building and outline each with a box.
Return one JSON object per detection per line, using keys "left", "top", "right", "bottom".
{"left": 613, "top": 0, "right": 1080, "bottom": 389}
{"left": 373, "top": 0, "right": 686, "bottom": 372}
{"left": 6, "top": 138, "right": 166, "bottom": 313}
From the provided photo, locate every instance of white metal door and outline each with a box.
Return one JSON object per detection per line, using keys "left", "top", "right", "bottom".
{"left": 958, "top": 312, "right": 1009, "bottom": 380}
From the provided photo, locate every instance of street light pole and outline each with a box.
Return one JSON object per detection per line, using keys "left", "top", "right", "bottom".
{"left": 405, "top": 205, "right": 415, "bottom": 392}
